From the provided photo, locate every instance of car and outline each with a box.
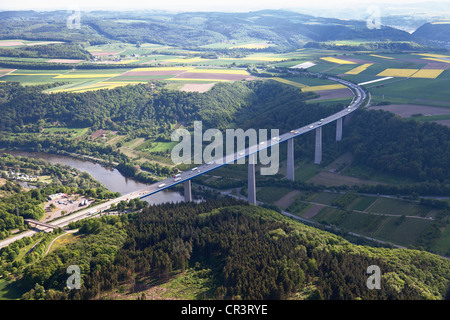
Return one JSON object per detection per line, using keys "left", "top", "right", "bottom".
{"left": 309, "top": 125, "right": 314, "bottom": 129}
{"left": 318, "top": 121, "right": 322, "bottom": 125}
{"left": 158, "top": 183, "right": 166, "bottom": 188}
{"left": 294, "top": 131, "right": 298, "bottom": 134}
{"left": 239, "top": 152, "right": 245, "bottom": 156}
{"left": 347, "top": 108, "right": 351, "bottom": 112}
{"left": 260, "top": 141, "right": 265, "bottom": 145}
{"left": 174, "top": 173, "right": 181, "bottom": 178}
{"left": 290, "top": 130, "right": 294, "bottom": 133}
{"left": 191, "top": 167, "right": 198, "bottom": 171}
{"left": 174, "top": 177, "right": 181, "bottom": 182}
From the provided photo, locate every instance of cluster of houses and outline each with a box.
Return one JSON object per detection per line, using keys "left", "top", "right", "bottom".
{"left": 3, "top": 170, "right": 38, "bottom": 182}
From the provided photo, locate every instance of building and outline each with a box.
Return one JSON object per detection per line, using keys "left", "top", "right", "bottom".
{"left": 48, "top": 193, "right": 66, "bottom": 201}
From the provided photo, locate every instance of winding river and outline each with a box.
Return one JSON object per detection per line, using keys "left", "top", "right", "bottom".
{"left": 4, "top": 151, "right": 185, "bottom": 204}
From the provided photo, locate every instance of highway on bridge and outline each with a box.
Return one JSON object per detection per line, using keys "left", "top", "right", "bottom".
{"left": 0, "top": 75, "right": 367, "bottom": 249}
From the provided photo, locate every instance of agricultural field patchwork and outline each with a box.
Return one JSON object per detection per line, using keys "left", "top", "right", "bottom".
{"left": 2, "top": 46, "right": 450, "bottom": 106}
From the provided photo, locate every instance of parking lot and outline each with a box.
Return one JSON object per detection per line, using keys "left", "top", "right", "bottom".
{"left": 43, "top": 194, "right": 95, "bottom": 222}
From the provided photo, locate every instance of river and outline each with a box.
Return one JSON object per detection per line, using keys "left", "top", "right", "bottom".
{"left": 4, "top": 150, "right": 186, "bottom": 205}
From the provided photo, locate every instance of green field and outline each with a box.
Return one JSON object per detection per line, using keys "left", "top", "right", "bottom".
{"left": 256, "top": 186, "right": 295, "bottom": 203}
{"left": 306, "top": 192, "right": 341, "bottom": 205}
{"left": 367, "top": 198, "right": 432, "bottom": 217}
{"left": 342, "top": 164, "right": 418, "bottom": 185}
{"left": 294, "top": 161, "right": 321, "bottom": 182}
{"left": 346, "top": 196, "right": 378, "bottom": 211}
{"left": 366, "top": 78, "right": 450, "bottom": 106}
{"left": 311, "top": 206, "right": 434, "bottom": 247}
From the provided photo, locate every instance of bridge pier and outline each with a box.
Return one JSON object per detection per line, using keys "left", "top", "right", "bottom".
{"left": 184, "top": 180, "right": 192, "bottom": 202}
{"left": 336, "top": 117, "right": 343, "bottom": 141}
{"left": 248, "top": 153, "right": 257, "bottom": 205}
{"left": 287, "top": 138, "right": 295, "bottom": 181}
{"left": 314, "top": 127, "right": 322, "bottom": 165}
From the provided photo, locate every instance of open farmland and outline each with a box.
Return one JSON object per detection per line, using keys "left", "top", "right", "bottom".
{"left": 3, "top": 44, "right": 450, "bottom": 104}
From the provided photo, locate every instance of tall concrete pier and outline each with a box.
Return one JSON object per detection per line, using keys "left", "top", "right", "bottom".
{"left": 184, "top": 180, "right": 192, "bottom": 202}
{"left": 248, "top": 153, "right": 257, "bottom": 205}
{"left": 287, "top": 138, "right": 295, "bottom": 181}
{"left": 336, "top": 117, "right": 343, "bottom": 141}
{"left": 314, "top": 126, "right": 322, "bottom": 165}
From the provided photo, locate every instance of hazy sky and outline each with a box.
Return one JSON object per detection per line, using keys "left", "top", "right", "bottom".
{"left": 1, "top": 0, "right": 448, "bottom": 12}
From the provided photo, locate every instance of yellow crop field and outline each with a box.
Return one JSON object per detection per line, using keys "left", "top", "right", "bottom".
{"left": 421, "top": 57, "right": 450, "bottom": 64}
{"left": 415, "top": 53, "right": 450, "bottom": 59}
{"left": 376, "top": 68, "right": 419, "bottom": 77}
{"left": 10, "top": 73, "right": 63, "bottom": 76}
{"left": 48, "top": 81, "right": 147, "bottom": 93}
{"left": 270, "top": 77, "right": 307, "bottom": 88}
{"left": 116, "top": 59, "right": 140, "bottom": 64}
{"left": 370, "top": 54, "right": 394, "bottom": 60}
{"left": 345, "top": 63, "right": 373, "bottom": 75}
{"left": 54, "top": 74, "right": 121, "bottom": 78}
{"left": 301, "top": 84, "right": 346, "bottom": 92}
{"left": 411, "top": 69, "right": 444, "bottom": 79}
{"left": 320, "top": 57, "right": 356, "bottom": 64}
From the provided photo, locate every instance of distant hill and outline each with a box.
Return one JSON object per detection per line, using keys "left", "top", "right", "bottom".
{"left": 413, "top": 22, "right": 450, "bottom": 48}
{"left": 0, "top": 9, "right": 416, "bottom": 50}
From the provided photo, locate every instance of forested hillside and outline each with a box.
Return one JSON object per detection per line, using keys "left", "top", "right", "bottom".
{"left": 15, "top": 199, "right": 450, "bottom": 300}
{"left": 0, "top": 80, "right": 321, "bottom": 133}
{"left": 0, "top": 43, "right": 93, "bottom": 60}
{"left": 342, "top": 109, "right": 450, "bottom": 182}
{"left": 0, "top": 10, "right": 415, "bottom": 50}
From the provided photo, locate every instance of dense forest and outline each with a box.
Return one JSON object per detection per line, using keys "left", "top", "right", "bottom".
{"left": 304, "top": 41, "right": 430, "bottom": 52}
{"left": 12, "top": 199, "right": 450, "bottom": 300}
{"left": 0, "top": 80, "right": 317, "bottom": 133}
{"left": 342, "top": 109, "right": 450, "bottom": 182}
{"left": 0, "top": 43, "right": 93, "bottom": 60}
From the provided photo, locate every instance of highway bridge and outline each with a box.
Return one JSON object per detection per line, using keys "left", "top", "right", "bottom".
{"left": 0, "top": 75, "right": 368, "bottom": 248}
{"left": 24, "top": 219, "right": 60, "bottom": 230}
{"left": 128, "top": 74, "right": 368, "bottom": 205}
